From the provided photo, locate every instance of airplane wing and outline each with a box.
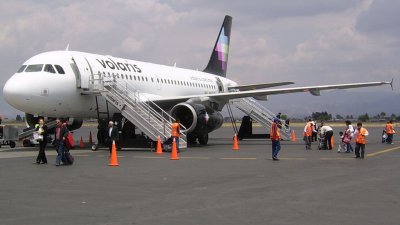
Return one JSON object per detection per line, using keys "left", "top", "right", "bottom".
{"left": 227, "top": 81, "right": 294, "bottom": 91}
{"left": 150, "top": 81, "right": 392, "bottom": 108}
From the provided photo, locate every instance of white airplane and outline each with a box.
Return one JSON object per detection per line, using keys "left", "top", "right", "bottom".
{"left": 3, "top": 15, "right": 392, "bottom": 145}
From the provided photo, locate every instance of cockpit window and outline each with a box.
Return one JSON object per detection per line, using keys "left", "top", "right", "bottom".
{"left": 17, "top": 65, "right": 27, "bottom": 73}
{"left": 44, "top": 64, "right": 56, "bottom": 73}
{"left": 54, "top": 65, "right": 65, "bottom": 74}
{"left": 25, "top": 64, "right": 43, "bottom": 72}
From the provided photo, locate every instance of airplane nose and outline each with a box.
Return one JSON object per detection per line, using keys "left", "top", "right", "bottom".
{"left": 3, "top": 74, "right": 31, "bottom": 109}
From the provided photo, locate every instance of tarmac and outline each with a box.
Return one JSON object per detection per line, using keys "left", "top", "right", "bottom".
{"left": 0, "top": 126, "right": 399, "bottom": 225}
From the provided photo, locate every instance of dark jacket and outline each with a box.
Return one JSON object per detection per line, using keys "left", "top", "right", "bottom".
{"left": 106, "top": 125, "right": 119, "bottom": 141}
{"left": 54, "top": 125, "right": 69, "bottom": 141}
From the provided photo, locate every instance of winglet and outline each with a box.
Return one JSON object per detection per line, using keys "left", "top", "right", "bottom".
{"left": 390, "top": 78, "right": 394, "bottom": 91}
{"left": 65, "top": 44, "right": 70, "bottom": 51}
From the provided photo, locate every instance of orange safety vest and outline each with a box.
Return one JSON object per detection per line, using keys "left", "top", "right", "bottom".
{"left": 355, "top": 128, "right": 367, "bottom": 144}
{"left": 171, "top": 122, "right": 180, "bottom": 137}
{"left": 386, "top": 124, "right": 395, "bottom": 134}
{"left": 270, "top": 123, "right": 281, "bottom": 141}
{"left": 305, "top": 123, "right": 313, "bottom": 137}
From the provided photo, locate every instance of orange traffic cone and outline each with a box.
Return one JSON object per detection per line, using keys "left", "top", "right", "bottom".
{"left": 156, "top": 136, "right": 163, "bottom": 154}
{"left": 232, "top": 134, "right": 240, "bottom": 150}
{"left": 109, "top": 141, "right": 119, "bottom": 166}
{"left": 170, "top": 138, "right": 179, "bottom": 160}
{"left": 88, "top": 131, "right": 93, "bottom": 144}
{"left": 79, "top": 136, "right": 84, "bottom": 148}
{"left": 331, "top": 135, "right": 335, "bottom": 148}
{"left": 291, "top": 130, "right": 296, "bottom": 142}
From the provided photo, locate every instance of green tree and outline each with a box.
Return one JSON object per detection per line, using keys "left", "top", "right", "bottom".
{"left": 336, "top": 114, "right": 344, "bottom": 120}
{"left": 312, "top": 112, "right": 332, "bottom": 121}
{"left": 15, "top": 115, "right": 22, "bottom": 121}
{"left": 358, "top": 113, "right": 370, "bottom": 122}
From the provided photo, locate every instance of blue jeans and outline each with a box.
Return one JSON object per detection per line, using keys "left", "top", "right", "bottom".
{"left": 55, "top": 140, "right": 65, "bottom": 165}
{"left": 272, "top": 140, "right": 281, "bottom": 159}
{"left": 346, "top": 142, "right": 353, "bottom": 152}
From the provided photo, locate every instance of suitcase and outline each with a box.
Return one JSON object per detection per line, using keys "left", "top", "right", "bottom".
{"left": 62, "top": 150, "right": 74, "bottom": 165}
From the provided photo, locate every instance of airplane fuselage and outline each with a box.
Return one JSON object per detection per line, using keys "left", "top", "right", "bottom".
{"left": 3, "top": 50, "right": 237, "bottom": 119}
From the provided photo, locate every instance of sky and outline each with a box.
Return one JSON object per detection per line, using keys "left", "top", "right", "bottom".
{"left": 0, "top": 0, "right": 399, "bottom": 118}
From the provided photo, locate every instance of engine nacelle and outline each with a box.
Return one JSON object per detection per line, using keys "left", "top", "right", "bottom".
{"left": 170, "top": 103, "right": 223, "bottom": 135}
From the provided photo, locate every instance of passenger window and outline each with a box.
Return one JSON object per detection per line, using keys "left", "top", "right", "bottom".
{"left": 44, "top": 64, "right": 56, "bottom": 73}
{"left": 25, "top": 64, "right": 43, "bottom": 72}
{"left": 54, "top": 65, "right": 65, "bottom": 74}
{"left": 17, "top": 65, "right": 27, "bottom": 73}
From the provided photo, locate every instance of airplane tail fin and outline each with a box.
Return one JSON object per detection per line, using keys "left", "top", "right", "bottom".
{"left": 203, "top": 15, "right": 232, "bottom": 77}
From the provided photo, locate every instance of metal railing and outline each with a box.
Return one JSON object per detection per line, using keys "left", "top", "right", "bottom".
{"left": 89, "top": 73, "right": 187, "bottom": 147}
{"left": 230, "top": 97, "right": 291, "bottom": 139}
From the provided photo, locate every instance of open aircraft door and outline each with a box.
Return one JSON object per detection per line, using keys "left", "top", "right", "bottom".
{"left": 71, "top": 55, "right": 93, "bottom": 89}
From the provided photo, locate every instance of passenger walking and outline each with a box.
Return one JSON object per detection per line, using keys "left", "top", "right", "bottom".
{"left": 106, "top": 121, "right": 119, "bottom": 154}
{"left": 337, "top": 131, "right": 347, "bottom": 153}
{"left": 270, "top": 118, "right": 281, "bottom": 161}
{"left": 312, "top": 121, "right": 318, "bottom": 142}
{"left": 354, "top": 122, "right": 369, "bottom": 159}
{"left": 385, "top": 120, "right": 395, "bottom": 144}
{"left": 54, "top": 119, "right": 69, "bottom": 166}
{"left": 35, "top": 118, "right": 48, "bottom": 164}
{"left": 320, "top": 122, "right": 333, "bottom": 150}
{"left": 304, "top": 119, "right": 315, "bottom": 150}
{"left": 345, "top": 120, "right": 354, "bottom": 153}
{"left": 171, "top": 119, "right": 181, "bottom": 152}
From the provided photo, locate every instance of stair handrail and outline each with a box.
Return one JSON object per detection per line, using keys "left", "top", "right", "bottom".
{"left": 90, "top": 74, "right": 187, "bottom": 141}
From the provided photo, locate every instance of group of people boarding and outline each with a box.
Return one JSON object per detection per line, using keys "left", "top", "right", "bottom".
{"left": 303, "top": 119, "right": 395, "bottom": 159}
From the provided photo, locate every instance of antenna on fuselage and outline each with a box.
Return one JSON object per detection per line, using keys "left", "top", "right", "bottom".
{"left": 65, "top": 44, "right": 70, "bottom": 51}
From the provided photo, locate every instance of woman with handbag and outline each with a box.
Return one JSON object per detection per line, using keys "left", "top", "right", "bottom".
{"left": 35, "top": 118, "right": 48, "bottom": 164}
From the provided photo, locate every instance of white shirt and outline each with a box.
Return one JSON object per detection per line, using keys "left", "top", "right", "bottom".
{"left": 320, "top": 126, "right": 333, "bottom": 135}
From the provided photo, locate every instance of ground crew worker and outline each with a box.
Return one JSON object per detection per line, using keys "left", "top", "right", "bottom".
{"left": 171, "top": 119, "right": 181, "bottom": 152}
{"left": 320, "top": 122, "right": 334, "bottom": 150}
{"left": 304, "top": 119, "right": 315, "bottom": 150}
{"left": 354, "top": 122, "right": 369, "bottom": 159}
{"left": 270, "top": 118, "right": 281, "bottom": 161}
{"left": 385, "top": 120, "right": 395, "bottom": 144}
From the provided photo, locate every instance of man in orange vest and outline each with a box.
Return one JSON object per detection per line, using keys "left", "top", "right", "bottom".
{"left": 171, "top": 119, "right": 181, "bottom": 152}
{"left": 270, "top": 118, "right": 281, "bottom": 161}
{"left": 385, "top": 120, "right": 395, "bottom": 144}
{"left": 354, "top": 122, "right": 369, "bottom": 159}
{"left": 304, "top": 119, "right": 315, "bottom": 150}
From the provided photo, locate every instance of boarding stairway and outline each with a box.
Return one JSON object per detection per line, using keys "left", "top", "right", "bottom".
{"left": 230, "top": 97, "right": 291, "bottom": 140}
{"left": 88, "top": 75, "right": 187, "bottom": 149}
{"left": 18, "top": 120, "right": 58, "bottom": 140}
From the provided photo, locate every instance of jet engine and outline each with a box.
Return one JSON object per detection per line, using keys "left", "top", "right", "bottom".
{"left": 170, "top": 103, "right": 223, "bottom": 144}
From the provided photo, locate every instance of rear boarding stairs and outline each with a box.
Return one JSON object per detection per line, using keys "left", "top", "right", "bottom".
{"left": 230, "top": 97, "right": 291, "bottom": 140}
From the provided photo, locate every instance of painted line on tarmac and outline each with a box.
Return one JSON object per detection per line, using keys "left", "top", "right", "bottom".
{"left": 367, "top": 146, "right": 400, "bottom": 157}
{"left": 179, "top": 157, "right": 209, "bottom": 160}
{"left": 221, "top": 157, "right": 258, "bottom": 160}
{"left": 320, "top": 157, "right": 354, "bottom": 160}
{"left": 133, "top": 156, "right": 166, "bottom": 159}
{"left": 279, "top": 157, "right": 307, "bottom": 160}
{"left": 75, "top": 154, "right": 90, "bottom": 157}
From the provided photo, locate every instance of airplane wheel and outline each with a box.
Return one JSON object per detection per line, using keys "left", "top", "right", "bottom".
{"left": 91, "top": 144, "right": 98, "bottom": 151}
{"left": 9, "top": 141, "right": 16, "bottom": 148}
{"left": 198, "top": 133, "right": 208, "bottom": 145}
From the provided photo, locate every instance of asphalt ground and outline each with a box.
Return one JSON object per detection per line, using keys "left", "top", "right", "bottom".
{"left": 0, "top": 126, "right": 399, "bottom": 225}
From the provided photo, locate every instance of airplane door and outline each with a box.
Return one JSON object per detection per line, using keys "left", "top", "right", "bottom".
{"left": 71, "top": 55, "right": 93, "bottom": 89}
{"left": 215, "top": 77, "right": 224, "bottom": 93}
